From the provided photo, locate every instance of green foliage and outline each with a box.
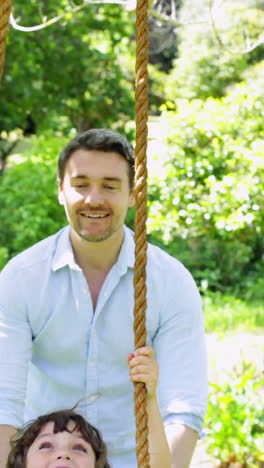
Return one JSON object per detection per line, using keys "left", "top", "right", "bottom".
{"left": 0, "top": 134, "right": 68, "bottom": 258}
{"left": 0, "top": 247, "right": 8, "bottom": 271}
{"left": 203, "top": 293, "right": 264, "bottom": 333}
{"left": 165, "top": 3, "right": 264, "bottom": 99}
{"left": 206, "top": 362, "right": 264, "bottom": 467}
{"left": 147, "top": 61, "right": 264, "bottom": 292}
{"left": 1, "top": 1, "right": 135, "bottom": 133}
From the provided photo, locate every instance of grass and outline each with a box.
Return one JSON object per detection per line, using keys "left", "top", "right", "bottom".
{"left": 190, "top": 292, "right": 264, "bottom": 467}
{"left": 203, "top": 292, "right": 264, "bottom": 333}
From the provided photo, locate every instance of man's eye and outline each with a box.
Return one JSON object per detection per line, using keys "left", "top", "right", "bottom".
{"left": 73, "top": 444, "right": 87, "bottom": 453}
{"left": 39, "top": 442, "right": 52, "bottom": 449}
{"left": 104, "top": 185, "right": 116, "bottom": 190}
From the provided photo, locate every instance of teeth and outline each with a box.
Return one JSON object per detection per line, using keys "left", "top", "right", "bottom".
{"left": 82, "top": 213, "right": 106, "bottom": 218}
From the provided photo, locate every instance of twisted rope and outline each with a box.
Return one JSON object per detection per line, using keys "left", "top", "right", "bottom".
{"left": 0, "top": 0, "right": 11, "bottom": 79}
{"left": 134, "top": 0, "right": 149, "bottom": 466}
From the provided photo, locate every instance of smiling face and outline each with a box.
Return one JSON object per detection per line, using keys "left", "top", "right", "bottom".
{"left": 58, "top": 149, "right": 135, "bottom": 246}
{"left": 26, "top": 420, "right": 96, "bottom": 468}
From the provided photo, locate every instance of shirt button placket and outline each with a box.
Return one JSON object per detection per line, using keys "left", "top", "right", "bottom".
{"left": 85, "top": 331, "right": 99, "bottom": 424}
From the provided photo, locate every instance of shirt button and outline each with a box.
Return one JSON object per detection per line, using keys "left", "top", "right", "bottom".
{"left": 88, "top": 392, "right": 101, "bottom": 402}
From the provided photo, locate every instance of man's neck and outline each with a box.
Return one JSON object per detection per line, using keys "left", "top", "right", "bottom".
{"left": 70, "top": 227, "right": 125, "bottom": 274}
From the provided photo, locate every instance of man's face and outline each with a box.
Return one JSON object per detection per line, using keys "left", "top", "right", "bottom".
{"left": 26, "top": 420, "right": 96, "bottom": 468}
{"left": 58, "top": 149, "right": 135, "bottom": 243}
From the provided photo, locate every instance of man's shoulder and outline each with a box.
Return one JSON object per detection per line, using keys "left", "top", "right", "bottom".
{"left": 2, "top": 227, "right": 67, "bottom": 273}
{"left": 125, "top": 226, "right": 187, "bottom": 274}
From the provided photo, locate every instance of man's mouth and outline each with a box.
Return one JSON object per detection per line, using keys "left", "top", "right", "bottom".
{"left": 80, "top": 212, "right": 109, "bottom": 218}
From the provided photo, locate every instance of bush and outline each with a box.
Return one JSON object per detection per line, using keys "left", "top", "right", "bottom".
{"left": 0, "top": 247, "right": 8, "bottom": 271}
{"left": 147, "top": 62, "right": 264, "bottom": 293}
{"left": 165, "top": 3, "right": 264, "bottom": 100}
{"left": 0, "top": 134, "right": 68, "bottom": 262}
{"left": 1, "top": 1, "right": 135, "bottom": 133}
{"left": 205, "top": 362, "right": 264, "bottom": 467}
{"left": 203, "top": 293, "right": 264, "bottom": 332}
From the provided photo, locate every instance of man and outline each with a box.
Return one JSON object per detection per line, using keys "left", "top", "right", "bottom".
{"left": 0, "top": 128, "right": 207, "bottom": 467}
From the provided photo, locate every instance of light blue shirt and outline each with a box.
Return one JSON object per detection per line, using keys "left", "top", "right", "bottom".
{"left": 0, "top": 226, "right": 207, "bottom": 467}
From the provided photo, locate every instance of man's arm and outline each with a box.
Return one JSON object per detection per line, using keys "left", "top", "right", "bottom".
{"left": 152, "top": 261, "right": 208, "bottom": 467}
{"left": 0, "top": 425, "right": 17, "bottom": 468}
{"left": 0, "top": 263, "right": 32, "bottom": 468}
{"left": 165, "top": 423, "right": 198, "bottom": 468}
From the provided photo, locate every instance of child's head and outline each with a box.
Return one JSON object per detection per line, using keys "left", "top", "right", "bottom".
{"left": 6, "top": 409, "right": 111, "bottom": 468}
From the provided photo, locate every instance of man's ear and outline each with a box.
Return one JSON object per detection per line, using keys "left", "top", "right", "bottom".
{"left": 58, "top": 190, "right": 65, "bottom": 206}
{"left": 128, "top": 189, "right": 135, "bottom": 208}
{"left": 58, "top": 179, "right": 64, "bottom": 206}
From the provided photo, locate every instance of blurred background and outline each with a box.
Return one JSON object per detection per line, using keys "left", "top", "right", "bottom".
{"left": 0, "top": 1, "right": 263, "bottom": 466}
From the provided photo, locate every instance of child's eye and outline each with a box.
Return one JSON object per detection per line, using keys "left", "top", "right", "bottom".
{"left": 73, "top": 444, "right": 88, "bottom": 453}
{"left": 39, "top": 442, "right": 52, "bottom": 449}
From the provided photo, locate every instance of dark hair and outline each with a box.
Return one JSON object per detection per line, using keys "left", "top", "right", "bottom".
{"left": 58, "top": 128, "right": 135, "bottom": 189}
{"left": 6, "top": 409, "right": 111, "bottom": 468}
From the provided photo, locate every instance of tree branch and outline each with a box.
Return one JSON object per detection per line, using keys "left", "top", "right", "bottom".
{"left": 149, "top": 8, "right": 209, "bottom": 27}
{"left": 209, "top": 0, "right": 264, "bottom": 55}
{"left": 10, "top": 0, "right": 129, "bottom": 32}
{"left": 10, "top": 0, "right": 264, "bottom": 55}
{"left": 0, "top": 140, "right": 18, "bottom": 175}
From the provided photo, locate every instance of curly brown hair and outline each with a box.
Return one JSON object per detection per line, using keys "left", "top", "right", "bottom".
{"left": 6, "top": 409, "right": 111, "bottom": 468}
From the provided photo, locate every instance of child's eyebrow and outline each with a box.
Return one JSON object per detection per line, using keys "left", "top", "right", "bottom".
{"left": 34, "top": 432, "right": 54, "bottom": 440}
{"left": 34, "top": 431, "right": 89, "bottom": 443}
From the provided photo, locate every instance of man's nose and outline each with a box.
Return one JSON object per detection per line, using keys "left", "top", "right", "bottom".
{"left": 85, "top": 187, "right": 104, "bottom": 205}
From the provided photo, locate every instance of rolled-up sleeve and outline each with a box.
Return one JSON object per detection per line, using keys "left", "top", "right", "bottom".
{"left": 154, "top": 262, "right": 208, "bottom": 437}
{"left": 0, "top": 263, "right": 32, "bottom": 427}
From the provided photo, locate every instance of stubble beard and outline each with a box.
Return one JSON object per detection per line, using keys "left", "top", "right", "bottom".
{"left": 77, "top": 217, "right": 119, "bottom": 243}
{"left": 78, "top": 228, "right": 114, "bottom": 243}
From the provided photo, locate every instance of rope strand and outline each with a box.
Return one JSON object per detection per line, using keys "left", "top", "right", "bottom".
{"left": 0, "top": 0, "right": 12, "bottom": 79}
{"left": 134, "top": 0, "right": 149, "bottom": 465}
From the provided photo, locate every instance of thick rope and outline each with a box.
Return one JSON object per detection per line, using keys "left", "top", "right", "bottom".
{"left": 0, "top": 0, "right": 11, "bottom": 79}
{"left": 134, "top": 0, "right": 149, "bottom": 466}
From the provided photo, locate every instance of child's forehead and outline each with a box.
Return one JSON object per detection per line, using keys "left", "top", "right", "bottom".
{"left": 37, "top": 420, "right": 83, "bottom": 439}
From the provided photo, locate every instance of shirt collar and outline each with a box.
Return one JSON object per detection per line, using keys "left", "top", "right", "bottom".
{"left": 51, "top": 225, "right": 135, "bottom": 273}
{"left": 52, "top": 226, "right": 81, "bottom": 272}
{"left": 116, "top": 226, "right": 135, "bottom": 274}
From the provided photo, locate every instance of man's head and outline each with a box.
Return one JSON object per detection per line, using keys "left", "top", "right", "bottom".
{"left": 57, "top": 129, "right": 135, "bottom": 245}
{"left": 58, "top": 129, "right": 135, "bottom": 190}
